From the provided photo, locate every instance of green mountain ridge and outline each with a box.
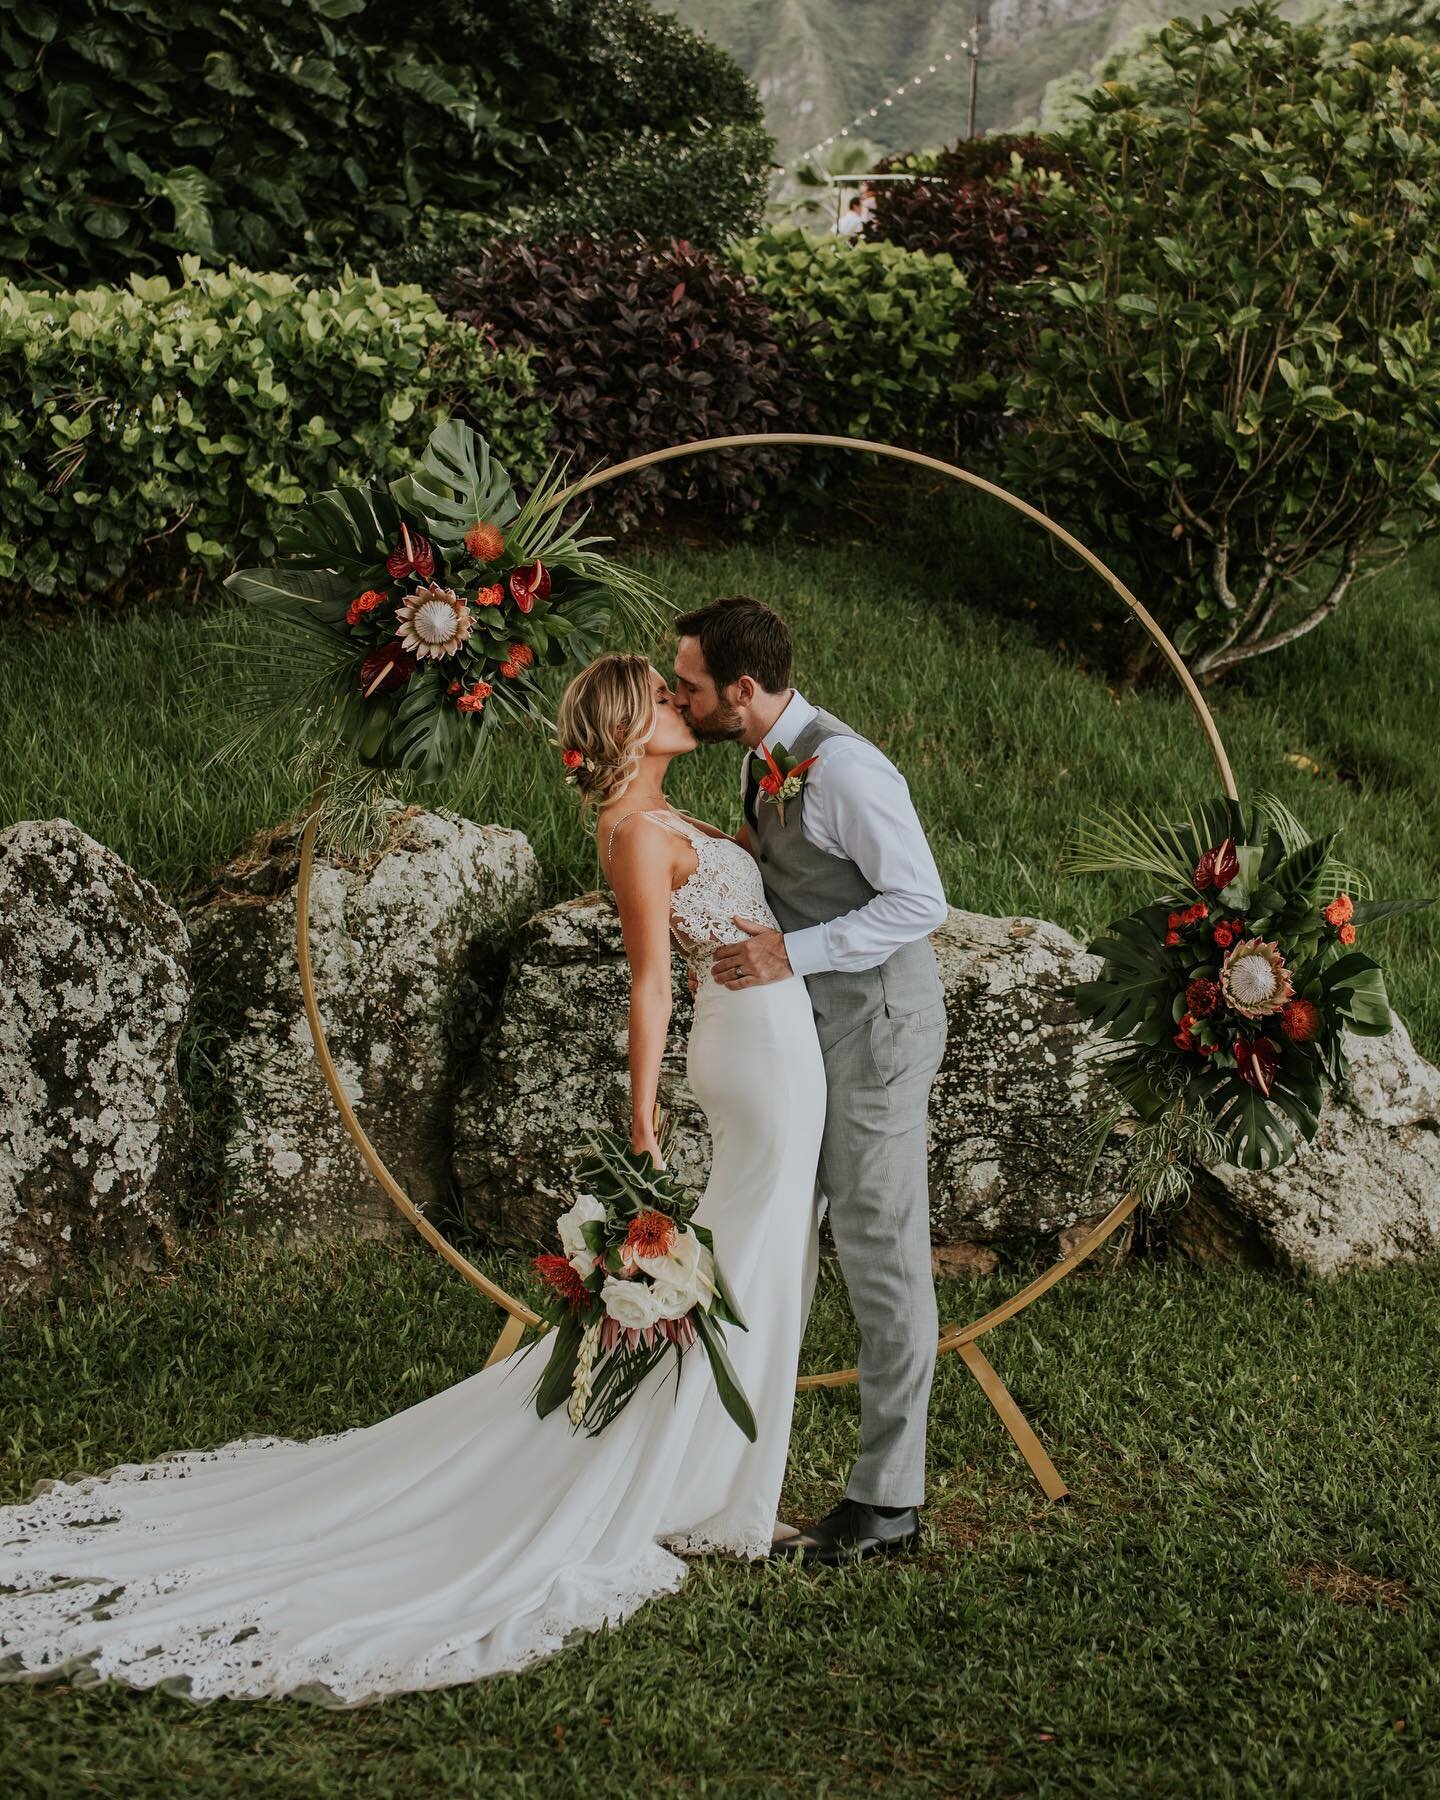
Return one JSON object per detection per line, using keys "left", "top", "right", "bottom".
{"left": 658, "top": 0, "right": 1314, "bottom": 170}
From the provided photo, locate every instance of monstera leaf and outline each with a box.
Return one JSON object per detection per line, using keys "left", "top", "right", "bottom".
{"left": 1211, "top": 1060, "right": 1325, "bottom": 1171}
{"left": 390, "top": 419, "right": 519, "bottom": 551}
{"left": 273, "top": 481, "right": 405, "bottom": 585}
{"left": 1072, "top": 907, "right": 1175, "bottom": 1042}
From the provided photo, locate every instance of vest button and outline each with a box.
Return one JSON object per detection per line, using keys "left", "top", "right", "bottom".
{"left": 760, "top": 852, "right": 768, "bottom": 863}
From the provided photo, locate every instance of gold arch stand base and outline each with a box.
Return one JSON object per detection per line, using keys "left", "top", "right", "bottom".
{"left": 294, "top": 432, "right": 1239, "bottom": 1503}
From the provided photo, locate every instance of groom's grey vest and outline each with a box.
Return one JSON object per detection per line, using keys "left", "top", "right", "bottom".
{"left": 751, "top": 707, "right": 942, "bottom": 1047}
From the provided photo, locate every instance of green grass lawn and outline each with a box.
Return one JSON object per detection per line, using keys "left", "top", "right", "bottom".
{"left": 3, "top": 1236, "right": 1438, "bottom": 1796}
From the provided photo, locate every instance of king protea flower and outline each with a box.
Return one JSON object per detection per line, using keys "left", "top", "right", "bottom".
{"left": 1220, "top": 937, "right": 1294, "bottom": 1019}
{"left": 394, "top": 583, "right": 474, "bottom": 659}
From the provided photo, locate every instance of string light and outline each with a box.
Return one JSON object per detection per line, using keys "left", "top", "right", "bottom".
{"left": 797, "top": 46, "right": 963, "bottom": 166}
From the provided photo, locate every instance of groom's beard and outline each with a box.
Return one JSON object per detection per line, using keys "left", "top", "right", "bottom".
{"left": 686, "top": 700, "right": 745, "bottom": 743}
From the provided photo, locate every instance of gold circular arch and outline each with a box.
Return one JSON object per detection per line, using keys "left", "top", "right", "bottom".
{"left": 295, "top": 432, "right": 1239, "bottom": 1500}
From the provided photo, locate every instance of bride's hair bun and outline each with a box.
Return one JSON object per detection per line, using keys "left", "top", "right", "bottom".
{"left": 555, "top": 653, "right": 659, "bottom": 815}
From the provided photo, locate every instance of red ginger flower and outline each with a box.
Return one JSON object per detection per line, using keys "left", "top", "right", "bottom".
{"left": 1324, "top": 893, "right": 1355, "bottom": 926}
{"left": 385, "top": 523, "right": 434, "bottom": 581}
{"left": 464, "top": 521, "right": 506, "bottom": 562}
{"left": 1279, "top": 998, "right": 1322, "bottom": 1043}
{"left": 1194, "top": 838, "right": 1240, "bottom": 892}
{"left": 1234, "top": 1035, "right": 1280, "bottom": 1096}
{"left": 346, "top": 587, "right": 389, "bottom": 626}
{"left": 533, "top": 1253, "right": 590, "bottom": 1314}
{"left": 1186, "top": 977, "right": 1221, "bottom": 1018}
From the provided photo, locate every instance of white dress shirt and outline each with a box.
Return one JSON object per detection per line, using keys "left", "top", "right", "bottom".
{"left": 743, "top": 690, "right": 949, "bottom": 978}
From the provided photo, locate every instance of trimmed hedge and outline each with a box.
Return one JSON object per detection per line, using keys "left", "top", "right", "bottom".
{"left": 377, "top": 123, "right": 774, "bottom": 294}
{"left": 439, "top": 236, "right": 814, "bottom": 522}
{"left": 0, "top": 263, "right": 545, "bottom": 610}
{"left": 729, "top": 230, "right": 971, "bottom": 450}
{"left": 0, "top": 0, "right": 766, "bottom": 287}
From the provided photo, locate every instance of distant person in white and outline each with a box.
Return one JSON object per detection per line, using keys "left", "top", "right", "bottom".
{"left": 732, "top": 686, "right": 948, "bottom": 979}
{"left": 836, "top": 194, "right": 866, "bottom": 236}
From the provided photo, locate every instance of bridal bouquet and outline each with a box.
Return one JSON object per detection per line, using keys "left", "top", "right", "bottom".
{"left": 529, "top": 1129, "right": 757, "bottom": 1441}
{"left": 1066, "top": 792, "right": 1430, "bottom": 1182}
{"left": 219, "top": 419, "right": 660, "bottom": 786}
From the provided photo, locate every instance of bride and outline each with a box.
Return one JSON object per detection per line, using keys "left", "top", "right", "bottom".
{"left": 0, "top": 653, "right": 827, "bottom": 1706}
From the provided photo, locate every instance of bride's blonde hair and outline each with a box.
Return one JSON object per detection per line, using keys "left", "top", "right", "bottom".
{"left": 555, "top": 653, "right": 660, "bottom": 815}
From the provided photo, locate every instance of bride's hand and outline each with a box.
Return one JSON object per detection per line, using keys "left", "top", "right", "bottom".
{"left": 630, "top": 1132, "right": 667, "bottom": 1169}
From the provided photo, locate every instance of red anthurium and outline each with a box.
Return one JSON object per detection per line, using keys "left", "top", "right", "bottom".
{"left": 1233, "top": 1035, "right": 1279, "bottom": 1097}
{"left": 359, "top": 640, "right": 418, "bottom": 698}
{"left": 509, "top": 559, "right": 552, "bottom": 613}
{"left": 1194, "top": 837, "right": 1240, "bottom": 892}
{"left": 385, "top": 522, "right": 435, "bottom": 582}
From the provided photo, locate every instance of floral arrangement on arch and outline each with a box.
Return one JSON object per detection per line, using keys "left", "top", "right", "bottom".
{"left": 219, "top": 419, "right": 661, "bottom": 787}
{"left": 528, "top": 1125, "right": 755, "bottom": 1441}
{"left": 1066, "top": 792, "right": 1430, "bottom": 1181}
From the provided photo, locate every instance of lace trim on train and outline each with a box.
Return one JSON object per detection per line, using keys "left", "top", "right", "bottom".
{"left": 0, "top": 1442, "right": 694, "bottom": 1705}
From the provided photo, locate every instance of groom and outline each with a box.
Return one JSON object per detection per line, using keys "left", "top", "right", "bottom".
{"left": 672, "top": 595, "right": 949, "bottom": 1563}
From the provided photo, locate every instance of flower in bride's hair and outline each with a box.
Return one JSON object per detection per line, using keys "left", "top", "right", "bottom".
{"left": 561, "top": 748, "right": 585, "bottom": 771}
{"left": 601, "top": 1275, "right": 662, "bottom": 1332}
{"left": 532, "top": 1253, "right": 591, "bottom": 1314}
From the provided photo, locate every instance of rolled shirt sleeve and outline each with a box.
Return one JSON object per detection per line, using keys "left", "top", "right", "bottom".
{"left": 781, "top": 740, "right": 949, "bottom": 977}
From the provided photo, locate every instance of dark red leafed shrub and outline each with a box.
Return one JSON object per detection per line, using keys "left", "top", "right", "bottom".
{"left": 440, "top": 236, "right": 815, "bottom": 522}
{"left": 866, "top": 135, "right": 1079, "bottom": 452}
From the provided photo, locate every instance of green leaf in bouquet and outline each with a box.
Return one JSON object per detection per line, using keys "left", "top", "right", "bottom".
{"left": 1268, "top": 833, "right": 1336, "bottom": 905}
{"left": 224, "top": 564, "right": 358, "bottom": 622}
{"left": 383, "top": 672, "right": 470, "bottom": 783}
{"left": 1351, "top": 897, "right": 1434, "bottom": 927}
{"left": 693, "top": 1309, "right": 757, "bottom": 1444}
{"left": 1318, "top": 951, "right": 1394, "bottom": 1035}
{"left": 690, "top": 1223, "right": 748, "bottom": 1332}
{"left": 1071, "top": 909, "right": 1176, "bottom": 1039}
{"left": 532, "top": 1312, "right": 586, "bottom": 1420}
{"left": 1063, "top": 795, "right": 1243, "bottom": 891}
{"left": 1211, "top": 1077, "right": 1299, "bottom": 1170}
{"left": 274, "top": 480, "right": 403, "bottom": 585}
{"left": 389, "top": 418, "right": 519, "bottom": 552}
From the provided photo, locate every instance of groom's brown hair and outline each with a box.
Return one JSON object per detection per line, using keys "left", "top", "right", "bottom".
{"left": 673, "top": 596, "right": 792, "bottom": 695}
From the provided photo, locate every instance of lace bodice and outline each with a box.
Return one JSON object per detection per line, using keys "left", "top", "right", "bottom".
{"left": 607, "top": 809, "right": 779, "bottom": 981}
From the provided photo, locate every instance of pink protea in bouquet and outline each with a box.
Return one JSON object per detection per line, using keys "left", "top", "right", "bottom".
{"left": 528, "top": 1128, "right": 755, "bottom": 1440}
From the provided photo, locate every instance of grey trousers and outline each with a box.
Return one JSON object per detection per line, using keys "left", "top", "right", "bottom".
{"left": 805, "top": 998, "right": 947, "bottom": 1509}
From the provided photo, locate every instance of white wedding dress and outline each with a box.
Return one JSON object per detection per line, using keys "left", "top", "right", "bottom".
{"left": 0, "top": 811, "right": 827, "bottom": 1706}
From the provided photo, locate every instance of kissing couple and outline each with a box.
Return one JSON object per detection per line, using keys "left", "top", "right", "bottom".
{"left": 0, "top": 597, "right": 951, "bottom": 1707}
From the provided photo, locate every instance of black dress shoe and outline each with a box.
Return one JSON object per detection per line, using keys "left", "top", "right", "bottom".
{"left": 770, "top": 1498, "right": 920, "bottom": 1564}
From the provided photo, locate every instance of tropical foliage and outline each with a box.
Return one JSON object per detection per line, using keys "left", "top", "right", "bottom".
{"left": 1004, "top": 1, "right": 1440, "bottom": 680}
{"left": 439, "top": 236, "right": 815, "bottom": 523}
{"left": 1067, "top": 792, "right": 1431, "bottom": 1175}
{"left": 730, "top": 229, "right": 971, "bottom": 449}
{"left": 0, "top": 264, "right": 545, "bottom": 614}
{"left": 217, "top": 420, "right": 662, "bottom": 786}
{"left": 0, "top": 0, "right": 765, "bottom": 286}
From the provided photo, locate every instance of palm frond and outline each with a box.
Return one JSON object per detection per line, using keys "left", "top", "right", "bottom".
{"left": 1062, "top": 798, "right": 1211, "bottom": 893}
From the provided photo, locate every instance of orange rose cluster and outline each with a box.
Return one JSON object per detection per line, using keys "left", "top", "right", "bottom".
{"left": 1324, "top": 893, "right": 1357, "bottom": 945}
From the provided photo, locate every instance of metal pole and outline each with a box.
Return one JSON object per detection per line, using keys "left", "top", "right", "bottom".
{"left": 967, "top": 9, "right": 982, "bottom": 137}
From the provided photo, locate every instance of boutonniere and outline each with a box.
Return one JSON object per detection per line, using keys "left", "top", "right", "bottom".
{"left": 750, "top": 740, "right": 819, "bottom": 826}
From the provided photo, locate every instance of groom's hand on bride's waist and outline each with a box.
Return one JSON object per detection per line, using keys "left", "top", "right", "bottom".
{"left": 714, "top": 917, "right": 793, "bottom": 990}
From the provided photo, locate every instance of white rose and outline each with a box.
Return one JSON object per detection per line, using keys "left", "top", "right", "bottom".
{"left": 557, "top": 1193, "right": 606, "bottom": 1262}
{"left": 650, "top": 1278, "right": 697, "bottom": 1321}
{"left": 567, "top": 1248, "right": 599, "bottom": 1280}
{"left": 601, "top": 1276, "right": 662, "bottom": 1331}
